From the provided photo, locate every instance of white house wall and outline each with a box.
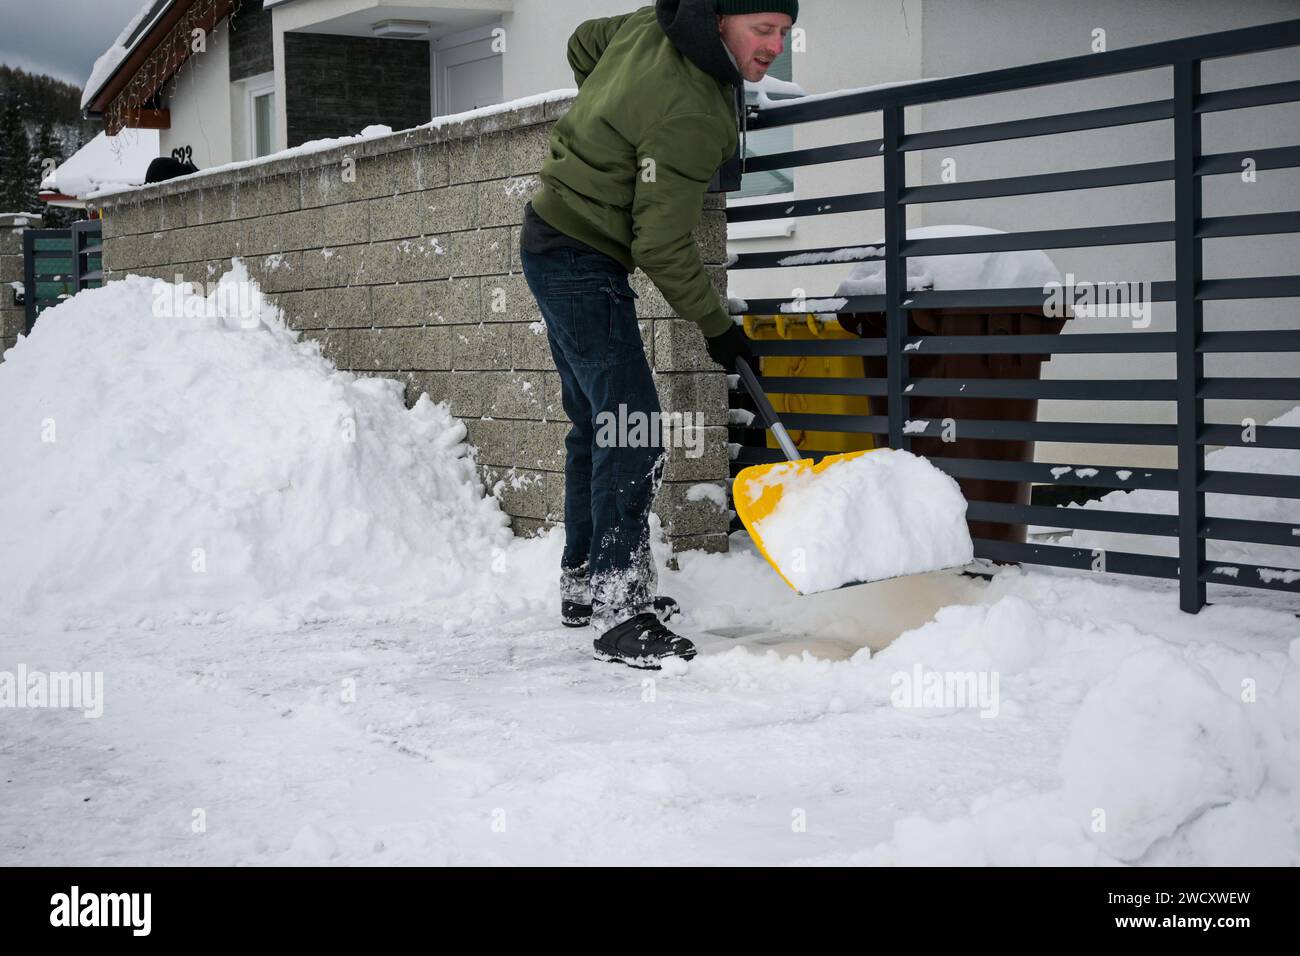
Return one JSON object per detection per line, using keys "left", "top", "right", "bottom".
{"left": 159, "top": 17, "right": 235, "bottom": 168}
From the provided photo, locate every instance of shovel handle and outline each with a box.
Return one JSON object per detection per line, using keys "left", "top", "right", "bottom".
{"left": 736, "top": 357, "right": 803, "bottom": 463}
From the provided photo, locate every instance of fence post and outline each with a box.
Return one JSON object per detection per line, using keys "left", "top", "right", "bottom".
{"left": 882, "top": 103, "right": 910, "bottom": 451}
{"left": 1174, "top": 58, "right": 1206, "bottom": 613}
{"left": 21, "top": 229, "right": 37, "bottom": 335}
{"left": 71, "top": 222, "right": 86, "bottom": 293}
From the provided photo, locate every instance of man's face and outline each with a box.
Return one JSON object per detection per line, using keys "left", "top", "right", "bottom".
{"left": 718, "top": 12, "right": 792, "bottom": 82}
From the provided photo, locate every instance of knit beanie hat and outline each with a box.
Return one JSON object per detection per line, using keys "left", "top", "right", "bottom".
{"left": 716, "top": 0, "right": 799, "bottom": 22}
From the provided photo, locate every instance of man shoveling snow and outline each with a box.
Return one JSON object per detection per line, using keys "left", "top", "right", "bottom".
{"left": 519, "top": 0, "right": 794, "bottom": 668}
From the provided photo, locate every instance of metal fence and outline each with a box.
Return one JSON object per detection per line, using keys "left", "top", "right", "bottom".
{"left": 725, "top": 19, "right": 1300, "bottom": 612}
{"left": 22, "top": 220, "right": 104, "bottom": 332}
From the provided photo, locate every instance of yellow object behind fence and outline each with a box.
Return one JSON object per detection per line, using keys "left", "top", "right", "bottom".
{"left": 741, "top": 314, "right": 874, "bottom": 455}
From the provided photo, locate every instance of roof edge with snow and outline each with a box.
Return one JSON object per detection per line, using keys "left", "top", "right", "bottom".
{"left": 81, "top": 0, "right": 178, "bottom": 113}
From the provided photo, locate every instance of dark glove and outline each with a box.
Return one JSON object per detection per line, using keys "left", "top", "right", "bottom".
{"left": 704, "top": 324, "right": 755, "bottom": 374}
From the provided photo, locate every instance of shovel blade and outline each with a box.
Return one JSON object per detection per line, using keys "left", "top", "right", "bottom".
{"left": 732, "top": 448, "right": 876, "bottom": 594}
{"left": 732, "top": 448, "right": 972, "bottom": 595}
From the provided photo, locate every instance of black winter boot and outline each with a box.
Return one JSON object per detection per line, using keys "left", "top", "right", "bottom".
{"left": 592, "top": 612, "right": 697, "bottom": 669}
{"left": 562, "top": 595, "right": 679, "bottom": 629}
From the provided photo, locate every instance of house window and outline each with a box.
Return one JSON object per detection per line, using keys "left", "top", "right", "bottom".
{"left": 251, "top": 87, "right": 276, "bottom": 158}
{"left": 734, "top": 43, "right": 795, "bottom": 200}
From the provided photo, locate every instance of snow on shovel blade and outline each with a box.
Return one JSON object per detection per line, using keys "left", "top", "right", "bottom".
{"left": 731, "top": 356, "right": 973, "bottom": 595}
{"left": 732, "top": 446, "right": 975, "bottom": 595}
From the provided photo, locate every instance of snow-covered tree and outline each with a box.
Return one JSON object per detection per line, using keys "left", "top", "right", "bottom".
{"left": 31, "top": 120, "right": 72, "bottom": 227}
{"left": 0, "top": 91, "right": 36, "bottom": 213}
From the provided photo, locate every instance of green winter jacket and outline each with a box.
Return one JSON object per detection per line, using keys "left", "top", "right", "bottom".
{"left": 530, "top": 0, "right": 743, "bottom": 338}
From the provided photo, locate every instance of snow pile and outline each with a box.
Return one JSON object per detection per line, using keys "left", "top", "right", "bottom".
{"left": 1059, "top": 646, "right": 1264, "bottom": 861}
{"left": 749, "top": 449, "right": 973, "bottom": 593}
{"left": 703, "top": 570, "right": 1299, "bottom": 867}
{"left": 40, "top": 130, "right": 159, "bottom": 198}
{"left": 0, "top": 263, "right": 514, "bottom": 625}
{"left": 1062, "top": 406, "right": 1300, "bottom": 575}
{"left": 833, "top": 225, "right": 1062, "bottom": 296}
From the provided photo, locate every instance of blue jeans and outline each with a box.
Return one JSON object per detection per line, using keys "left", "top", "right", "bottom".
{"left": 519, "top": 244, "right": 665, "bottom": 631}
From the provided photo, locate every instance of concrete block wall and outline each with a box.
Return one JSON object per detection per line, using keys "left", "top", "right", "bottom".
{"left": 89, "top": 98, "right": 733, "bottom": 554}
{"left": 0, "top": 213, "right": 41, "bottom": 362}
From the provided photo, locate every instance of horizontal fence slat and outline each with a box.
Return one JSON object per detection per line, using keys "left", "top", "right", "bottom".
{"left": 746, "top": 376, "right": 1182, "bottom": 401}
{"left": 1196, "top": 79, "right": 1300, "bottom": 112}
{"left": 972, "top": 538, "right": 1181, "bottom": 579}
{"left": 900, "top": 331, "right": 1174, "bottom": 354}
{"left": 903, "top": 377, "right": 1175, "bottom": 400}
{"left": 1200, "top": 330, "right": 1300, "bottom": 351}
{"left": 732, "top": 245, "right": 883, "bottom": 271}
{"left": 755, "top": 330, "right": 1177, "bottom": 355}
{"left": 901, "top": 285, "right": 1176, "bottom": 310}
{"left": 742, "top": 138, "right": 884, "bottom": 173}
{"left": 1198, "top": 211, "right": 1300, "bottom": 239}
{"left": 1197, "top": 144, "right": 1300, "bottom": 176}
{"left": 1198, "top": 378, "right": 1300, "bottom": 400}
{"left": 775, "top": 412, "right": 891, "bottom": 433}
{"left": 739, "top": 294, "right": 888, "bottom": 314}
{"left": 903, "top": 221, "right": 1173, "bottom": 254}
{"left": 1201, "top": 470, "right": 1300, "bottom": 499}
{"left": 1199, "top": 424, "right": 1300, "bottom": 449}
{"left": 752, "top": 375, "right": 881, "bottom": 396}
{"left": 726, "top": 191, "right": 882, "bottom": 223}
{"left": 1202, "top": 516, "right": 1300, "bottom": 547}
{"left": 899, "top": 99, "right": 1174, "bottom": 151}
{"left": 901, "top": 160, "right": 1171, "bottom": 204}
{"left": 743, "top": 376, "right": 1300, "bottom": 402}
{"left": 1197, "top": 276, "right": 1300, "bottom": 300}
{"left": 966, "top": 500, "right": 1179, "bottom": 535}
{"left": 738, "top": 282, "right": 1293, "bottom": 316}
{"left": 773, "top": 412, "right": 1177, "bottom": 445}
{"left": 748, "top": 338, "right": 886, "bottom": 356}
{"left": 730, "top": 212, "right": 1300, "bottom": 269}
{"left": 926, "top": 455, "right": 1176, "bottom": 490}
{"left": 1201, "top": 561, "right": 1300, "bottom": 592}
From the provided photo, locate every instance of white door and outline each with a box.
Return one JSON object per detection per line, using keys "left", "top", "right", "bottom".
{"left": 435, "top": 24, "right": 503, "bottom": 116}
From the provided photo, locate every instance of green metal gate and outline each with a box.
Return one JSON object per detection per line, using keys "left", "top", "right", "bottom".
{"left": 22, "top": 220, "right": 103, "bottom": 333}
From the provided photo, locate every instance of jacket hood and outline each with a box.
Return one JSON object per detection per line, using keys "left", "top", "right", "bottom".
{"left": 656, "top": 0, "right": 743, "bottom": 88}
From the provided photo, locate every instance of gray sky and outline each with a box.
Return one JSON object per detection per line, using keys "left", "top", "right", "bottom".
{"left": 0, "top": 0, "right": 153, "bottom": 89}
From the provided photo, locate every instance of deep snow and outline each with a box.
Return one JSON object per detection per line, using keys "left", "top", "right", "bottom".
{"left": 0, "top": 270, "right": 1296, "bottom": 866}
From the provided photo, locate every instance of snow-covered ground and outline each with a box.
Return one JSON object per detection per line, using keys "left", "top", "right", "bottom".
{"left": 1, "top": 270, "right": 1296, "bottom": 866}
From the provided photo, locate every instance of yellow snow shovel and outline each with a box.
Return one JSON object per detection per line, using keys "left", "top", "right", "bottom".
{"left": 731, "top": 357, "right": 971, "bottom": 595}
